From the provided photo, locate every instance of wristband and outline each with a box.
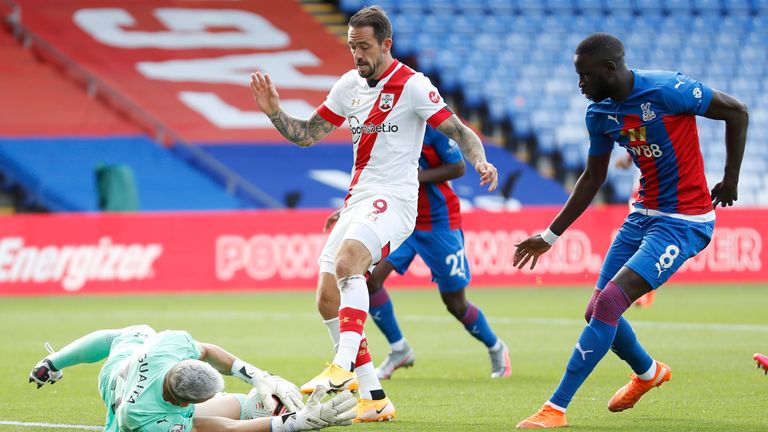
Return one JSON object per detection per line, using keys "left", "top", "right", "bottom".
{"left": 231, "top": 359, "right": 266, "bottom": 385}
{"left": 271, "top": 413, "right": 299, "bottom": 432}
{"left": 540, "top": 228, "right": 560, "bottom": 246}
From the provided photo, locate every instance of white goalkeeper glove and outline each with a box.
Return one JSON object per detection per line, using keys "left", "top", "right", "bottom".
{"left": 232, "top": 359, "right": 304, "bottom": 412}
{"left": 270, "top": 386, "right": 356, "bottom": 432}
{"left": 29, "top": 358, "right": 63, "bottom": 389}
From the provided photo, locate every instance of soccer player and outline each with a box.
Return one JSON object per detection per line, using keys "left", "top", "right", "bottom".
{"left": 250, "top": 5, "right": 498, "bottom": 422}
{"left": 29, "top": 325, "right": 356, "bottom": 432}
{"left": 324, "top": 125, "right": 510, "bottom": 380}
{"left": 514, "top": 33, "right": 747, "bottom": 428}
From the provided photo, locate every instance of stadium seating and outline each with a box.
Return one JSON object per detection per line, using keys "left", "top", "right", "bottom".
{"left": 0, "top": 137, "right": 251, "bottom": 211}
{"left": 339, "top": 0, "right": 768, "bottom": 205}
{"left": 201, "top": 144, "right": 569, "bottom": 209}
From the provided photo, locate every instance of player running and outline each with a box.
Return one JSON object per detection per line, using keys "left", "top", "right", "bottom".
{"left": 324, "top": 125, "right": 511, "bottom": 381}
{"left": 249, "top": 5, "right": 498, "bottom": 422}
{"left": 29, "top": 325, "right": 355, "bottom": 432}
{"left": 514, "top": 33, "right": 747, "bottom": 428}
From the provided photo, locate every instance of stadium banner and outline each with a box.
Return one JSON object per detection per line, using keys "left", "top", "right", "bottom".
{"left": 14, "top": 0, "right": 351, "bottom": 143}
{"left": 0, "top": 207, "right": 764, "bottom": 295}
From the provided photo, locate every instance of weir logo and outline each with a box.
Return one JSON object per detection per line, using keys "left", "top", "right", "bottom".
{"left": 0, "top": 237, "right": 163, "bottom": 291}
{"left": 348, "top": 115, "right": 398, "bottom": 144}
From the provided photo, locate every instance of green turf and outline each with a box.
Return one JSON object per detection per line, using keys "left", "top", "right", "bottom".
{"left": 2, "top": 285, "right": 767, "bottom": 431}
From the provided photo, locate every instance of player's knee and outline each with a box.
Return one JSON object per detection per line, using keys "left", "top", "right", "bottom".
{"left": 443, "top": 298, "right": 468, "bottom": 319}
{"left": 591, "top": 281, "right": 631, "bottom": 327}
{"left": 584, "top": 288, "right": 601, "bottom": 323}
{"left": 367, "top": 278, "right": 383, "bottom": 295}
{"left": 315, "top": 280, "right": 340, "bottom": 318}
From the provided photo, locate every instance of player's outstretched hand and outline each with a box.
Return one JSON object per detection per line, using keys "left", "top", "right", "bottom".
{"left": 513, "top": 235, "right": 552, "bottom": 270}
{"left": 324, "top": 209, "right": 342, "bottom": 232}
{"left": 300, "top": 386, "right": 356, "bottom": 429}
{"left": 29, "top": 359, "right": 62, "bottom": 389}
{"left": 475, "top": 161, "right": 498, "bottom": 192}
{"left": 711, "top": 178, "right": 738, "bottom": 208}
{"left": 276, "top": 386, "right": 356, "bottom": 431}
{"left": 754, "top": 353, "right": 768, "bottom": 375}
{"left": 250, "top": 71, "right": 280, "bottom": 116}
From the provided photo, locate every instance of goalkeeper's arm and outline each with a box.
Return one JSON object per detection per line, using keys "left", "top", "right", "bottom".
{"left": 191, "top": 387, "right": 356, "bottom": 432}
{"left": 197, "top": 342, "right": 303, "bottom": 412}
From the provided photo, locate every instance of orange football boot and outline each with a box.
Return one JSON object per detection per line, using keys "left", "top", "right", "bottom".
{"left": 608, "top": 361, "right": 671, "bottom": 412}
{"left": 516, "top": 405, "right": 568, "bottom": 429}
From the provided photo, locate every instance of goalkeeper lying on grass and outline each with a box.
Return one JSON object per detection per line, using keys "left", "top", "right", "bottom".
{"left": 29, "top": 325, "right": 355, "bottom": 432}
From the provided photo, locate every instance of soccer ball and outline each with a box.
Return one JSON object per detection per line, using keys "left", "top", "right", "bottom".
{"left": 245, "top": 388, "right": 290, "bottom": 417}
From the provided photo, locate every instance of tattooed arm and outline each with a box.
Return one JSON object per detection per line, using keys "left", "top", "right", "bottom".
{"left": 251, "top": 71, "right": 337, "bottom": 147}
{"left": 267, "top": 110, "right": 337, "bottom": 147}
{"left": 435, "top": 115, "right": 499, "bottom": 191}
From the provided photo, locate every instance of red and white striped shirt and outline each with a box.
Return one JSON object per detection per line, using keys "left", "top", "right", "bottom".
{"left": 316, "top": 60, "right": 452, "bottom": 206}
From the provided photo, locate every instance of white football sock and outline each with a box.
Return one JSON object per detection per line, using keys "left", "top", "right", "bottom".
{"left": 391, "top": 338, "right": 407, "bottom": 351}
{"left": 545, "top": 401, "right": 566, "bottom": 413}
{"left": 323, "top": 317, "right": 340, "bottom": 352}
{"left": 355, "top": 362, "right": 382, "bottom": 400}
{"left": 332, "top": 275, "right": 369, "bottom": 370}
{"left": 637, "top": 360, "right": 657, "bottom": 381}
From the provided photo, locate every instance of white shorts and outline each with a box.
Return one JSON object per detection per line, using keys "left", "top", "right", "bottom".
{"left": 318, "top": 194, "right": 416, "bottom": 276}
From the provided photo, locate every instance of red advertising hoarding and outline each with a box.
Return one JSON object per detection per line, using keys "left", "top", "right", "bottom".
{"left": 0, "top": 207, "right": 763, "bottom": 296}
{"left": 14, "top": 0, "right": 352, "bottom": 142}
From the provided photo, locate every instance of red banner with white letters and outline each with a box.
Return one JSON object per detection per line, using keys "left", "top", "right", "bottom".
{"left": 14, "top": 0, "right": 352, "bottom": 143}
{"left": 0, "top": 207, "right": 764, "bottom": 296}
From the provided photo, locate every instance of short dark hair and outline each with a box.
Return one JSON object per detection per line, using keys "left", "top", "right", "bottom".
{"left": 576, "top": 32, "right": 625, "bottom": 63}
{"left": 349, "top": 5, "right": 392, "bottom": 43}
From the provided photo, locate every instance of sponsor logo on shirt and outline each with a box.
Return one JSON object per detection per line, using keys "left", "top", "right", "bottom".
{"left": 429, "top": 91, "right": 441, "bottom": 104}
{"left": 348, "top": 115, "right": 399, "bottom": 144}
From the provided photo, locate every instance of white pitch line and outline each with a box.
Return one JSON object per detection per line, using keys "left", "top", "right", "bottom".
{"left": 0, "top": 421, "right": 101, "bottom": 430}
{"left": 8, "top": 309, "right": 767, "bottom": 333}
{"left": 159, "top": 310, "right": 768, "bottom": 333}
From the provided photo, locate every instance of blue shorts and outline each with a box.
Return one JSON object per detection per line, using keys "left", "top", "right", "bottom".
{"left": 385, "top": 229, "right": 471, "bottom": 292}
{"left": 597, "top": 212, "right": 714, "bottom": 290}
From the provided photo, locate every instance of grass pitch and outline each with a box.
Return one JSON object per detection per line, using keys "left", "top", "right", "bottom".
{"left": 2, "top": 284, "right": 767, "bottom": 431}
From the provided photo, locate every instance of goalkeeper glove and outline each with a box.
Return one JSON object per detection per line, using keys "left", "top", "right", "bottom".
{"left": 270, "top": 386, "right": 356, "bottom": 432}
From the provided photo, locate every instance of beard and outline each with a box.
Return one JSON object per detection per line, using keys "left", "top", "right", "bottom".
{"left": 356, "top": 58, "right": 379, "bottom": 79}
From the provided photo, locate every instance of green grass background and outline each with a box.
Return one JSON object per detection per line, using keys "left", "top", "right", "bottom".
{"left": 2, "top": 284, "right": 766, "bottom": 431}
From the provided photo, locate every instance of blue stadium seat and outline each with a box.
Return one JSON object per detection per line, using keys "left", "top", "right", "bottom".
{"left": 486, "top": 0, "right": 518, "bottom": 15}
{"left": 338, "top": 0, "right": 366, "bottom": 15}
{"left": 605, "top": 0, "right": 635, "bottom": 13}
{"left": 549, "top": 0, "right": 578, "bottom": 15}
{"left": 692, "top": 0, "right": 723, "bottom": 14}
{"left": 426, "top": 0, "right": 459, "bottom": 15}
{"left": 396, "top": 0, "right": 426, "bottom": 15}
{"left": 575, "top": 0, "right": 605, "bottom": 14}
{"left": 722, "top": 0, "right": 755, "bottom": 15}
{"left": 0, "top": 137, "right": 251, "bottom": 211}
{"left": 665, "top": 0, "right": 693, "bottom": 13}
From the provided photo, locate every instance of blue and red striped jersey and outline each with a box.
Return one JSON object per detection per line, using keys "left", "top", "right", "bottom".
{"left": 586, "top": 70, "right": 714, "bottom": 216}
{"left": 415, "top": 125, "right": 463, "bottom": 231}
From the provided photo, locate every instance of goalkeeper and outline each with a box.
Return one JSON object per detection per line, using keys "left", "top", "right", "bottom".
{"left": 29, "top": 325, "right": 356, "bottom": 432}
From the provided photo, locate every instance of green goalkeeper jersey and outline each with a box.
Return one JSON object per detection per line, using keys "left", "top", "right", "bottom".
{"left": 100, "top": 329, "right": 201, "bottom": 432}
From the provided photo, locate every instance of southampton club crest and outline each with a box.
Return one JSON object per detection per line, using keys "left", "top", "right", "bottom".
{"left": 379, "top": 93, "right": 395, "bottom": 112}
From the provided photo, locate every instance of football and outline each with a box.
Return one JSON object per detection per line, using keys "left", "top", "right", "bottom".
{"left": 245, "top": 388, "right": 290, "bottom": 417}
